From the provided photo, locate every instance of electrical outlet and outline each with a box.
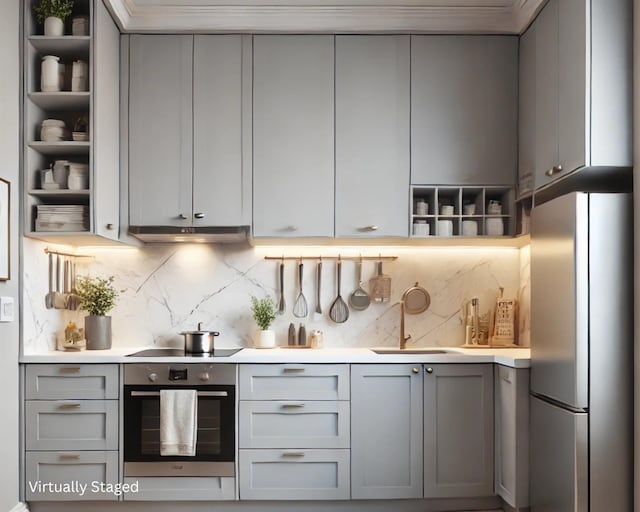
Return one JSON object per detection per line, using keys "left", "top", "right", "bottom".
{"left": 0, "top": 296, "right": 14, "bottom": 322}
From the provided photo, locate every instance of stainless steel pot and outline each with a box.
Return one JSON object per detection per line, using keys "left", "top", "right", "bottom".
{"left": 180, "top": 322, "right": 220, "bottom": 353}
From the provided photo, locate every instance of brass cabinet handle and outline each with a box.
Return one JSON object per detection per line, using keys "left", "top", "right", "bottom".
{"left": 194, "top": 213, "right": 205, "bottom": 219}
{"left": 59, "top": 367, "right": 81, "bottom": 374}
{"left": 59, "top": 403, "right": 81, "bottom": 409}
{"left": 281, "top": 403, "right": 305, "bottom": 409}
{"left": 59, "top": 454, "right": 81, "bottom": 460}
{"left": 412, "top": 367, "right": 420, "bottom": 374}
{"left": 425, "top": 367, "right": 434, "bottom": 374}
{"left": 545, "top": 165, "right": 563, "bottom": 177}
{"left": 178, "top": 214, "right": 188, "bottom": 220}
{"left": 281, "top": 452, "right": 305, "bottom": 458}
{"left": 283, "top": 367, "right": 305, "bottom": 374}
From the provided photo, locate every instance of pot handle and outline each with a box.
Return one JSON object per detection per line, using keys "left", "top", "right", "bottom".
{"left": 212, "top": 332, "right": 220, "bottom": 336}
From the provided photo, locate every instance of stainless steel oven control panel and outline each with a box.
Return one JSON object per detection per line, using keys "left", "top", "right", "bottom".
{"left": 124, "top": 363, "right": 236, "bottom": 386}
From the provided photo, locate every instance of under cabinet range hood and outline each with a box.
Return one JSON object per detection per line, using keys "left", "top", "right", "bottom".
{"left": 128, "top": 226, "right": 250, "bottom": 243}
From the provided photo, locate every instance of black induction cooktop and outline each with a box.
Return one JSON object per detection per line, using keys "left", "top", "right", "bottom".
{"left": 126, "top": 348, "right": 243, "bottom": 358}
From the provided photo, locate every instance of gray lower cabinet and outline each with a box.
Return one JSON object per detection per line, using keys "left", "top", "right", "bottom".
{"left": 123, "top": 477, "right": 235, "bottom": 501}
{"left": 423, "top": 364, "right": 494, "bottom": 498}
{"left": 335, "top": 35, "right": 410, "bottom": 237}
{"left": 24, "top": 364, "right": 119, "bottom": 502}
{"left": 495, "top": 365, "right": 530, "bottom": 510}
{"left": 350, "top": 364, "right": 423, "bottom": 499}
{"left": 411, "top": 35, "right": 517, "bottom": 186}
{"left": 252, "top": 35, "right": 335, "bottom": 237}
{"left": 239, "top": 449, "right": 350, "bottom": 500}
{"left": 25, "top": 451, "right": 119, "bottom": 501}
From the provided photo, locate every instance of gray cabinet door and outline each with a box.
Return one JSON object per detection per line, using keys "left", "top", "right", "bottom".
{"left": 351, "top": 364, "right": 423, "bottom": 499}
{"left": 193, "top": 35, "right": 251, "bottom": 227}
{"left": 518, "top": 24, "right": 536, "bottom": 196}
{"left": 424, "top": 364, "right": 494, "bottom": 498}
{"left": 335, "top": 35, "right": 409, "bottom": 237}
{"left": 252, "top": 35, "right": 335, "bottom": 237}
{"left": 533, "top": 0, "right": 560, "bottom": 189}
{"left": 93, "top": 0, "right": 120, "bottom": 239}
{"left": 128, "top": 35, "right": 193, "bottom": 227}
{"left": 557, "top": 0, "right": 586, "bottom": 175}
{"left": 411, "top": 36, "right": 517, "bottom": 186}
{"left": 495, "top": 365, "right": 530, "bottom": 509}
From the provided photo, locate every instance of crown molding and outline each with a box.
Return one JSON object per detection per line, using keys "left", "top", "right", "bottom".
{"left": 105, "top": 0, "right": 546, "bottom": 33}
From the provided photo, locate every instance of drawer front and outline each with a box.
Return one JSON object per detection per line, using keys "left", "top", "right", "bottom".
{"left": 123, "top": 477, "right": 235, "bottom": 501}
{"left": 26, "top": 400, "right": 118, "bottom": 451}
{"left": 239, "top": 401, "right": 350, "bottom": 448}
{"left": 239, "top": 364, "right": 349, "bottom": 400}
{"left": 25, "top": 451, "right": 119, "bottom": 501}
{"left": 26, "top": 364, "right": 119, "bottom": 400}
{"left": 239, "top": 449, "right": 350, "bottom": 500}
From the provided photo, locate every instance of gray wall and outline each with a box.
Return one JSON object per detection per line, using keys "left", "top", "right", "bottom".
{"left": 0, "top": 0, "right": 21, "bottom": 510}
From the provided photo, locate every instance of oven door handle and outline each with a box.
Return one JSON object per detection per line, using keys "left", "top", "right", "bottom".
{"left": 129, "top": 391, "right": 228, "bottom": 397}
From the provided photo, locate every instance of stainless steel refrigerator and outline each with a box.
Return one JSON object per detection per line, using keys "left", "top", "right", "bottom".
{"left": 530, "top": 192, "right": 633, "bottom": 511}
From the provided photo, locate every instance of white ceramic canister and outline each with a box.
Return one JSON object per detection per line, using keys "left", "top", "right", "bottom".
{"left": 52, "top": 160, "right": 70, "bottom": 189}
{"left": 41, "top": 55, "right": 61, "bottom": 92}
{"left": 44, "top": 16, "right": 64, "bottom": 36}
{"left": 68, "top": 162, "right": 90, "bottom": 190}
{"left": 71, "top": 60, "right": 88, "bottom": 92}
{"left": 72, "top": 16, "right": 90, "bottom": 36}
{"left": 413, "top": 220, "right": 430, "bottom": 237}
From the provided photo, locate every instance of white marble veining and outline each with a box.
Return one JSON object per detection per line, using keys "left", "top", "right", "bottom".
{"left": 23, "top": 238, "right": 529, "bottom": 354}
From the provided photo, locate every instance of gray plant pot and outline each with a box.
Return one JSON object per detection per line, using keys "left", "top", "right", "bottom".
{"left": 85, "top": 315, "right": 112, "bottom": 350}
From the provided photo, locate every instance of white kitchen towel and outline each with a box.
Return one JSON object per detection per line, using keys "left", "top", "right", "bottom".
{"left": 160, "top": 389, "right": 198, "bottom": 456}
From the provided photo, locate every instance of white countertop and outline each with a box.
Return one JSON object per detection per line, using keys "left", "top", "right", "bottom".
{"left": 21, "top": 346, "right": 530, "bottom": 368}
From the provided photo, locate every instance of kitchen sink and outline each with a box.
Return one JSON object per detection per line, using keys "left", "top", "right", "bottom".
{"left": 371, "top": 348, "right": 451, "bottom": 355}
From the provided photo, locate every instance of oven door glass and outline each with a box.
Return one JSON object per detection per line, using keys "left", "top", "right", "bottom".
{"left": 124, "top": 384, "right": 235, "bottom": 463}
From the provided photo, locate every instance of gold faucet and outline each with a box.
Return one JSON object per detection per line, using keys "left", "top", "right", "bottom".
{"left": 399, "top": 300, "right": 412, "bottom": 350}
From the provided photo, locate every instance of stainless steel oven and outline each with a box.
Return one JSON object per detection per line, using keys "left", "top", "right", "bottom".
{"left": 123, "top": 363, "right": 236, "bottom": 477}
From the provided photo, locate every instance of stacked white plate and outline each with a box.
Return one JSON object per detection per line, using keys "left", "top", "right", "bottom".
{"left": 35, "top": 205, "right": 89, "bottom": 232}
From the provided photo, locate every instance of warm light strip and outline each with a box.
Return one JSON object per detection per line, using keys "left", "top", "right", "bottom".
{"left": 253, "top": 245, "right": 522, "bottom": 259}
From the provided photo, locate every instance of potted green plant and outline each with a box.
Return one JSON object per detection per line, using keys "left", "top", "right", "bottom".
{"left": 33, "top": 0, "right": 74, "bottom": 37}
{"left": 76, "top": 275, "right": 118, "bottom": 350}
{"left": 250, "top": 296, "right": 276, "bottom": 348}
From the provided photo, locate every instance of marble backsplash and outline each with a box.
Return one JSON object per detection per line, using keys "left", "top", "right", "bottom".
{"left": 23, "top": 238, "right": 530, "bottom": 353}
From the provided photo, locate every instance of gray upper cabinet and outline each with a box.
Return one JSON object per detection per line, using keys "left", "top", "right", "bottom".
{"left": 518, "top": 22, "right": 536, "bottom": 196}
{"left": 351, "top": 364, "right": 423, "bottom": 499}
{"left": 128, "top": 35, "right": 193, "bottom": 227}
{"left": 128, "top": 34, "right": 250, "bottom": 227}
{"left": 521, "top": 0, "right": 632, "bottom": 190}
{"left": 424, "top": 364, "right": 494, "bottom": 498}
{"left": 252, "top": 35, "right": 335, "bottom": 238}
{"left": 411, "top": 36, "right": 517, "bottom": 186}
{"left": 335, "top": 36, "right": 410, "bottom": 237}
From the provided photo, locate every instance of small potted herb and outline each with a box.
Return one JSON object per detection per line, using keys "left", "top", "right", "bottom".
{"left": 34, "top": 0, "right": 74, "bottom": 37}
{"left": 76, "top": 275, "right": 118, "bottom": 350}
{"left": 250, "top": 296, "right": 276, "bottom": 348}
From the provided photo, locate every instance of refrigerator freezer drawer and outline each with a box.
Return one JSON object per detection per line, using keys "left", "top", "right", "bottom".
{"left": 530, "top": 395, "right": 587, "bottom": 512}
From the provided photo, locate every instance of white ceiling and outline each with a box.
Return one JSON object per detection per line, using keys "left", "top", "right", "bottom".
{"left": 105, "top": 0, "right": 546, "bottom": 33}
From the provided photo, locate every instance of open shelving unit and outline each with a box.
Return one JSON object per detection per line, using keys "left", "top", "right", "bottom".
{"left": 410, "top": 185, "right": 515, "bottom": 238}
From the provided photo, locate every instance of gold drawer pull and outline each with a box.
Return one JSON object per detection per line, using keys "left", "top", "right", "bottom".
{"left": 59, "top": 367, "right": 81, "bottom": 374}
{"left": 173, "top": 465, "right": 184, "bottom": 470}
{"left": 281, "top": 452, "right": 305, "bottom": 458}
{"left": 59, "top": 403, "right": 81, "bottom": 409}
{"left": 281, "top": 403, "right": 305, "bottom": 409}
{"left": 283, "top": 368, "right": 305, "bottom": 374}
{"left": 59, "top": 454, "right": 81, "bottom": 460}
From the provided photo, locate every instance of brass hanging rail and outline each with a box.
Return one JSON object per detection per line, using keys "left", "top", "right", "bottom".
{"left": 44, "top": 248, "right": 94, "bottom": 259}
{"left": 263, "top": 254, "right": 398, "bottom": 261}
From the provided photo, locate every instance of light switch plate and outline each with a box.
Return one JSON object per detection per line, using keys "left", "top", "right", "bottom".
{"left": 0, "top": 296, "right": 14, "bottom": 322}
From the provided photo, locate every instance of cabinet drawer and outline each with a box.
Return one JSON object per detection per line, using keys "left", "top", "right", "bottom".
{"left": 239, "top": 401, "right": 350, "bottom": 448}
{"left": 124, "top": 477, "right": 235, "bottom": 501}
{"left": 25, "top": 451, "right": 119, "bottom": 501}
{"left": 26, "top": 400, "right": 118, "bottom": 451}
{"left": 239, "top": 449, "right": 350, "bottom": 500}
{"left": 25, "top": 364, "right": 119, "bottom": 400}
{"left": 239, "top": 364, "right": 349, "bottom": 400}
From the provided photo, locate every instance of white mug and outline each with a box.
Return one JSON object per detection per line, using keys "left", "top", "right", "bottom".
{"left": 462, "top": 220, "right": 478, "bottom": 236}
{"left": 437, "top": 220, "right": 453, "bottom": 237}
{"left": 486, "top": 218, "right": 504, "bottom": 236}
